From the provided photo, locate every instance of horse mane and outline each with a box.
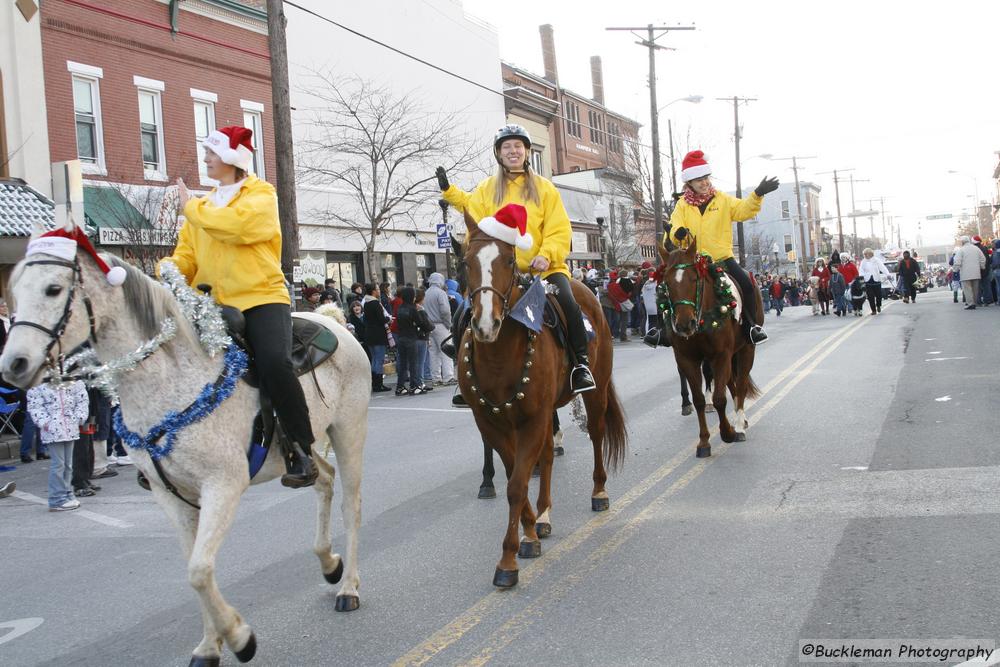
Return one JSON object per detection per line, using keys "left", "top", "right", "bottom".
{"left": 104, "top": 255, "right": 203, "bottom": 355}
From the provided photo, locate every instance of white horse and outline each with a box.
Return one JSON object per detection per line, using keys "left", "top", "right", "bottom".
{"left": 0, "top": 247, "right": 370, "bottom": 666}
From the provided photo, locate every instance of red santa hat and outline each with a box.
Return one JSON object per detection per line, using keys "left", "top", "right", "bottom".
{"left": 202, "top": 125, "right": 255, "bottom": 172}
{"left": 476, "top": 204, "right": 533, "bottom": 250}
{"left": 26, "top": 227, "right": 127, "bottom": 286}
{"left": 680, "top": 150, "right": 711, "bottom": 183}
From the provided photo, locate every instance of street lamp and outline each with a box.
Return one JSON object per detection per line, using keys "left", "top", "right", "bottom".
{"left": 594, "top": 200, "right": 610, "bottom": 267}
{"left": 947, "top": 170, "right": 984, "bottom": 236}
{"left": 772, "top": 242, "right": 780, "bottom": 273}
{"left": 659, "top": 96, "right": 703, "bottom": 196}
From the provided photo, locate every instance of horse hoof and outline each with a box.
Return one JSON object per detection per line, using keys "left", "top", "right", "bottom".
{"left": 554, "top": 445, "right": 565, "bottom": 457}
{"left": 591, "top": 496, "right": 610, "bottom": 512}
{"left": 518, "top": 539, "right": 542, "bottom": 559}
{"left": 323, "top": 558, "right": 344, "bottom": 584}
{"left": 681, "top": 404, "right": 693, "bottom": 416}
{"left": 335, "top": 594, "right": 360, "bottom": 612}
{"left": 189, "top": 656, "right": 221, "bottom": 667}
{"left": 234, "top": 632, "right": 257, "bottom": 663}
{"left": 478, "top": 484, "right": 496, "bottom": 499}
{"left": 535, "top": 522, "right": 552, "bottom": 538}
{"left": 493, "top": 568, "right": 518, "bottom": 588}
{"left": 734, "top": 432, "right": 747, "bottom": 442}
{"left": 696, "top": 445, "right": 711, "bottom": 458}
{"left": 720, "top": 430, "right": 735, "bottom": 444}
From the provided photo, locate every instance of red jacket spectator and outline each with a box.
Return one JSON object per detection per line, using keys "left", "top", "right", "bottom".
{"left": 838, "top": 260, "right": 859, "bottom": 284}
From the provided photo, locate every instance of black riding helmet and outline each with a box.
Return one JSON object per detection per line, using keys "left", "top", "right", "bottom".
{"left": 493, "top": 124, "right": 531, "bottom": 171}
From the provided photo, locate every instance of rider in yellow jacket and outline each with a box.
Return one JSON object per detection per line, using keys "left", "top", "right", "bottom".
{"left": 162, "top": 125, "right": 316, "bottom": 488}
{"left": 436, "top": 124, "right": 595, "bottom": 394}
{"left": 647, "top": 150, "right": 778, "bottom": 347}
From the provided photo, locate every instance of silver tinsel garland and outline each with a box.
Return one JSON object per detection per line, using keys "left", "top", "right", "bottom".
{"left": 158, "top": 261, "right": 232, "bottom": 357}
{"left": 48, "top": 262, "right": 233, "bottom": 402}
{"left": 55, "top": 318, "right": 178, "bottom": 404}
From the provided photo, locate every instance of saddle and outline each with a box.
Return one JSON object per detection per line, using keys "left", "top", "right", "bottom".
{"left": 220, "top": 306, "right": 339, "bottom": 389}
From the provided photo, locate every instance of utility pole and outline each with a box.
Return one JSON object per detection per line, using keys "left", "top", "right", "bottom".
{"left": 768, "top": 155, "right": 815, "bottom": 279}
{"left": 667, "top": 118, "right": 677, "bottom": 195}
{"left": 607, "top": 24, "right": 695, "bottom": 245}
{"left": 818, "top": 168, "right": 854, "bottom": 256}
{"left": 266, "top": 0, "right": 299, "bottom": 282}
{"left": 715, "top": 96, "right": 757, "bottom": 265}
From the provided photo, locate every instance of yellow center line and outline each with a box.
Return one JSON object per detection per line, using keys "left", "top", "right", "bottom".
{"left": 462, "top": 310, "right": 876, "bottom": 666}
{"left": 392, "top": 311, "right": 876, "bottom": 667}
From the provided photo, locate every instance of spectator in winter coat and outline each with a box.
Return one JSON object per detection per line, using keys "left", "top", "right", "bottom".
{"left": 953, "top": 236, "right": 986, "bottom": 310}
{"left": 362, "top": 284, "right": 392, "bottom": 391}
{"left": 27, "top": 380, "right": 89, "bottom": 511}
{"left": 859, "top": 248, "right": 890, "bottom": 314}
{"left": 829, "top": 266, "right": 848, "bottom": 316}
{"left": 641, "top": 274, "right": 659, "bottom": 333}
{"left": 393, "top": 286, "right": 431, "bottom": 396}
{"left": 992, "top": 239, "right": 1000, "bottom": 303}
{"left": 607, "top": 276, "right": 632, "bottom": 342}
{"left": 972, "top": 236, "right": 993, "bottom": 304}
{"left": 897, "top": 250, "right": 921, "bottom": 303}
{"left": 424, "top": 272, "right": 455, "bottom": 385}
{"left": 769, "top": 277, "right": 785, "bottom": 316}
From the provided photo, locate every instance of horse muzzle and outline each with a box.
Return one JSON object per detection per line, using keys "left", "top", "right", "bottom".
{"left": 673, "top": 318, "right": 698, "bottom": 339}
{"left": 0, "top": 349, "right": 45, "bottom": 389}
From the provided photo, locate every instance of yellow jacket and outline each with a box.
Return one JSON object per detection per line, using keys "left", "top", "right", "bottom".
{"left": 442, "top": 173, "right": 572, "bottom": 278}
{"left": 667, "top": 192, "right": 763, "bottom": 262}
{"left": 161, "top": 175, "right": 289, "bottom": 311}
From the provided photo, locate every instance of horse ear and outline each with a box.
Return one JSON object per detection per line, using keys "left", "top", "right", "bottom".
{"left": 463, "top": 209, "right": 482, "bottom": 242}
{"left": 657, "top": 234, "right": 672, "bottom": 263}
{"left": 689, "top": 235, "right": 698, "bottom": 254}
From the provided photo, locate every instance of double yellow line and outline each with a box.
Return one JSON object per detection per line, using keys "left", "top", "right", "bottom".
{"left": 393, "top": 309, "right": 880, "bottom": 667}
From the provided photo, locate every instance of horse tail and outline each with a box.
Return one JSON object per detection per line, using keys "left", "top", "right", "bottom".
{"left": 745, "top": 375, "right": 761, "bottom": 401}
{"left": 602, "top": 381, "right": 628, "bottom": 472}
{"left": 732, "top": 350, "right": 761, "bottom": 401}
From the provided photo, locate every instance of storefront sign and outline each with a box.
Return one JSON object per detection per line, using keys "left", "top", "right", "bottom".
{"left": 98, "top": 227, "right": 178, "bottom": 247}
{"left": 299, "top": 252, "right": 326, "bottom": 286}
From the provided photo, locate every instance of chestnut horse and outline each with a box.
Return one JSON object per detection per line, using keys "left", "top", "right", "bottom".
{"left": 657, "top": 238, "right": 761, "bottom": 458}
{"left": 457, "top": 212, "right": 627, "bottom": 588}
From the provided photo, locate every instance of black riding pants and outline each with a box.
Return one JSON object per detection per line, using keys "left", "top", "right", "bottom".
{"left": 722, "top": 258, "right": 760, "bottom": 325}
{"left": 546, "top": 273, "right": 588, "bottom": 359}
{"left": 243, "top": 303, "right": 314, "bottom": 446}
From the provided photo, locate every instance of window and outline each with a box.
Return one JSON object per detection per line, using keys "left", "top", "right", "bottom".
{"left": 784, "top": 234, "right": 793, "bottom": 253}
{"left": 191, "top": 92, "right": 217, "bottom": 185}
{"left": 564, "top": 100, "right": 581, "bottom": 138}
{"left": 780, "top": 200, "right": 790, "bottom": 219}
{"left": 530, "top": 149, "right": 543, "bottom": 175}
{"left": 588, "top": 110, "right": 605, "bottom": 145}
{"left": 608, "top": 122, "right": 622, "bottom": 153}
{"left": 241, "top": 100, "right": 265, "bottom": 178}
{"left": 134, "top": 76, "right": 166, "bottom": 180}
{"left": 68, "top": 62, "right": 105, "bottom": 175}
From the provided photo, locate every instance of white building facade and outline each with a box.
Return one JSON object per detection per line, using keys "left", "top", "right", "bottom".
{"left": 285, "top": 0, "right": 506, "bottom": 289}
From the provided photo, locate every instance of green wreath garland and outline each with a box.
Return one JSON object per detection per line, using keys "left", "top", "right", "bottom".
{"left": 655, "top": 253, "right": 739, "bottom": 334}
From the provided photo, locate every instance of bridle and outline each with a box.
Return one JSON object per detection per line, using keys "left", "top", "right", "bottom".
{"left": 661, "top": 258, "right": 706, "bottom": 334}
{"left": 466, "top": 241, "right": 523, "bottom": 321}
{"left": 9, "top": 257, "right": 98, "bottom": 365}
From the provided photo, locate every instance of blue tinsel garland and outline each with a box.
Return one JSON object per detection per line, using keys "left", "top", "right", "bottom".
{"left": 114, "top": 345, "right": 248, "bottom": 461}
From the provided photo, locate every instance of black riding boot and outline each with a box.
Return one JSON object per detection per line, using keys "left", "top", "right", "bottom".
{"left": 281, "top": 439, "right": 317, "bottom": 488}
{"left": 441, "top": 304, "right": 469, "bottom": 360}
{"left": 642, "top": 313, "right": 673, "bottom": 348}
{"left": 722, "top": 258, "right": 768, "bottom": 345}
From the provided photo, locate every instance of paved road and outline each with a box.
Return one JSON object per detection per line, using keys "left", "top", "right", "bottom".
{"left": 1, "top": 288, "right": 997, "bottom": 667}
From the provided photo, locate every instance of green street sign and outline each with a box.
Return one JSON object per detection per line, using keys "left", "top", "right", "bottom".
{"left": 926, "top": 213, "right": 953, "bottom": 220}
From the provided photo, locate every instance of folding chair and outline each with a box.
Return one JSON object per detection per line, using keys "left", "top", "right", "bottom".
{"left": 0, "top": 386, "right": 21, "bottom": 436}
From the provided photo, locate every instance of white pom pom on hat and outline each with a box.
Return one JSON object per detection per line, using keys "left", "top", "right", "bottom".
{"left": 26, "top": 227, "right": 128, "bottom": 286}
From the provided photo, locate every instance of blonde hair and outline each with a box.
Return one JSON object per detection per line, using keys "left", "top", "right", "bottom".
{"left": 862, "top": 247, "right": 874, "bottom": 257}
{"left": 493, "top": 165, "right": 541, "bottom": 208}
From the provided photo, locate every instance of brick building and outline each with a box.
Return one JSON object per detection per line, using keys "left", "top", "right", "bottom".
{"left": 39, "top": 0, "right": 273, "bottom": 266}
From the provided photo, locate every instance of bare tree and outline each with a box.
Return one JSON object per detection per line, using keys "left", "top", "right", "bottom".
{"left": 746, "top": 228, "right": 777, "bottom": 273}
{"left": 296, "top": 73, "right": 482, "bottom": 280}
{"left": 90, "top": 182, "right": 180, "bottom": 275}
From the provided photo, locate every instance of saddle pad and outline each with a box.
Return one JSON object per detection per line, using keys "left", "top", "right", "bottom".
{"left": 542, "top": 296, "right": 597, "bottom": 342}
{"left": 722, "top": 273, "right": 743, "bottom": 322}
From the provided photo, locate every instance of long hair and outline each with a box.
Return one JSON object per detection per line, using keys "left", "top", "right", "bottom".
{"left": 492, "top": 165, "right": 542, "bottom": 208}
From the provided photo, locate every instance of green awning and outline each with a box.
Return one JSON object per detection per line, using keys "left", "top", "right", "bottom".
{"left": 83, "top": 186, "right": 151, "bottom": 230}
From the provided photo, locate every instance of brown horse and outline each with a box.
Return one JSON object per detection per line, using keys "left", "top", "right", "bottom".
{"left": 457, "top": 212, "right": 627, "bottom": 588}
{"left": 657, "top": 238, "right": 761, "bottom": 458}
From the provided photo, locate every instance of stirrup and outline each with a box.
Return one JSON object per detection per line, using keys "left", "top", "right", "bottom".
{"left": 281, "top": 442, "right": 317, "bottom": 489}
{"left": 749, "top": 325, "right": 768, "bottom": 345}
{"left": 440, "top": 335, "right": 456, "bottom": 359}
{"left": 570, "top": 364, "right": 596, "bottom": 394}
{"left": 643, "top": 328, "right": 671, "bottom": 348}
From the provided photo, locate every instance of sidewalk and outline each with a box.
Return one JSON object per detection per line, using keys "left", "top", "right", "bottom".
{"left": 0, "top": 433, "right": 18, "bottom": 465}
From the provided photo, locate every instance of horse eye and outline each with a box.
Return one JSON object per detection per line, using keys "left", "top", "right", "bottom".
{"left": 45, "top": 284, "right": 63, "bottom": 297}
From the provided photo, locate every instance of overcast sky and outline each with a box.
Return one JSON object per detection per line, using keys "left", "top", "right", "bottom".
{"left": 460, "top": 0, "right": 999, "bottom": 247}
